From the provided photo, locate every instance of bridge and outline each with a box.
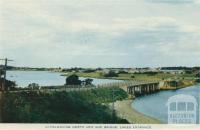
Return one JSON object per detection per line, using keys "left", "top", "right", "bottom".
{"left": 10, "top": 80, "right": 160, "bottom": 97}
{"left": 125, "top": 81, "right": 160, "bottom": 96}
{"left": 95, "top": 80, "right": 160, "bottom": 96}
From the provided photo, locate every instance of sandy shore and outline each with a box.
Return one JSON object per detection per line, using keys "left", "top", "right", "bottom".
{"left": 114, "top": 99, "right": 162, "bottom": 124}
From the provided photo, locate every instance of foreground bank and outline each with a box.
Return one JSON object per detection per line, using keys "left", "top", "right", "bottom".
{"left": 1, "top": 86, "right": 162, "bottom": 124}
{"left": 2, "top": 87, "right": 129, "bottom": 123}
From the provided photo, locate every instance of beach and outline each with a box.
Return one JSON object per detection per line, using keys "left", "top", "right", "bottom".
{"left": 114, "top": 99, "right": 161, "bottom": 124}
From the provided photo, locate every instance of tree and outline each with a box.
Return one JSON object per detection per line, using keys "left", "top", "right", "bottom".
{"left": 118, "top": 70, "right": 128, "bottom": 74}
{"left": 28, "top": 83, "right": 40, "bottom": 90}
{"left": 131, "top": 75, "right": 135, "bottom": 78}
{"left": 83, "top": 69, "right": 96, "bottom": 73}
{"left": 0, "top": 76, "right": 16, "bottom": 91}
{"left": 196, "top": 72, "right": 200, "bottom": 77}
{"left": 84, "top": 78, "right": 93, "bottom": 85}
{"left": 66, "top": 74, "right": 81, "bottom": 85}
{"left": 104, "top": 71, "right": 118, "bottom": 77}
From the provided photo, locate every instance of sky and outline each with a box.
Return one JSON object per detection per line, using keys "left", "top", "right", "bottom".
{"left": 0, "top": 0, "right": 200, "bottom": 68}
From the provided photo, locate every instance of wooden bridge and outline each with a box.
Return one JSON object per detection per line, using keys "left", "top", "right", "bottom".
{"left": 7, "top": 81, "right": 161, "bottom": 96}
{"left": 95, "top": 80, "right": 160, "bottom": 96}
{"left": 125, "top": 81, "right": 160, "bottom": 96}
{"left": 12, "top": 80, "right": 160, "bottom": 97}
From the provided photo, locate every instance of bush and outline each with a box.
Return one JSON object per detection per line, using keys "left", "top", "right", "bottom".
{"left": 28, "top": 83, "right": 40, "bottom": 89}
{"left": 118, "top": 70, "right": 128, "bottom": 74}
{"left": 82, "top": 78, "right": 93, "bottom": 85}
{"left": 131, "top": 75, "right": 135, "bottom": 78}
{"left": 104, "top": 71, "right": 118, "bottom": 77}
{"left": 83, "top": 69, "right": 96, "bottom": 73}
{"left": 3, "top": 88, "right": 128, "bottom": 123}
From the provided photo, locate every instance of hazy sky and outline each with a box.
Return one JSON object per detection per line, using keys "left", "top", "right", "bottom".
{"left": 0, "top": 0, "right": 200, "bottom": 68}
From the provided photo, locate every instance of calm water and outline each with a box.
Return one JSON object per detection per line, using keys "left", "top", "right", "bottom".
{"left": 7, "top": 71, "right": 120, "bottom": 87}
{"left": 7, "top": 70, "right": 200, "bottom": 123}
{"left": 132, "top": 84, "right": 200, "bottom": 123}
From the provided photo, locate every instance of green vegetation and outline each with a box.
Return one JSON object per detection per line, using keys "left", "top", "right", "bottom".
{"left": 0, "top": 79, "right": 16, "bottom": 91}
{"left": 104, "top": 71, "right": 118, "bottom": 77}
{"left": 65, "top": 74, "right": 94, "bottom": 85}
{"left": 3, "top": 87, "right": 128, "bottom": 123}
{"left": 63, "top": 71, "right": 197, "bottom": 81}
{"left": 75, "top": 87, "right": 128, "bottom": 103}
{"left": 62, "top": 69, "right": 198, "bottom": 90}
{"left": 65, "top": 74, "right": 82, "bottom": 85}
{"left": 83, "top": 78, "right": 93, "bottom": 85}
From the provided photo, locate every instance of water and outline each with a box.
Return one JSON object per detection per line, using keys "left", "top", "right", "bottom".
{"left": 132, "top": 84, "right": 200, "bottom": 123}
{"left": 7, "top": 70, "right": 200, "bottom": 123}
{"left": 7, "top": 70, "right": 120, "bottom": 87}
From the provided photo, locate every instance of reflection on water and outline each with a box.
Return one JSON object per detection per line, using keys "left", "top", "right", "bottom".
{"left": 132, "top": 84, "right": 200, "bottom": 123}
{"left": 7, "top": 71, "right": 120, "bottom": 87}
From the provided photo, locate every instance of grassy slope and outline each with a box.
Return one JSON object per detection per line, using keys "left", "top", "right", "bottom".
{"left": 3, "top": 87, "right": 128, "bottom": 123}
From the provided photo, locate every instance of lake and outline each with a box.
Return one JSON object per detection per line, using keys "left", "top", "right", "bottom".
{"left": 132, "top": 84, "right": 200, "bottom": 123}
{"left": 7, "top": 70, "right": 120, "bottom": 87}
{"left": 7, "top": 70, "right": 200, "bottom": 123}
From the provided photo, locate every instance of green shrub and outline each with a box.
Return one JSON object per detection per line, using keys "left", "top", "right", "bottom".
{"left": 3, "top": 88, "right": 128, "bottom": 123}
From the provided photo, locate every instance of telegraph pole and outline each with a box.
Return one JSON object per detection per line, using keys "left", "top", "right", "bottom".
{"left": 0, "top": 58, "right": 13, "bottom": 91}
{"left": 0, "top": 58, "right": 13, "bottom": 122}
{"left": 112, "top": 87, "right": 119, "bottom": 123}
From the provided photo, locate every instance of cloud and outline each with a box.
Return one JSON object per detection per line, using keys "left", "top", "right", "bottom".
{"left": 195, "top": 0, "right": 200, "bottom": 4}
{"left": 0, "top": 0, "right": 200, "bottom": 67}
{"left": 144, "top": 0, "right": 197, "bottom": 4}
{"left": 144, "top": 0, "right": 200, "bottom": 6}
